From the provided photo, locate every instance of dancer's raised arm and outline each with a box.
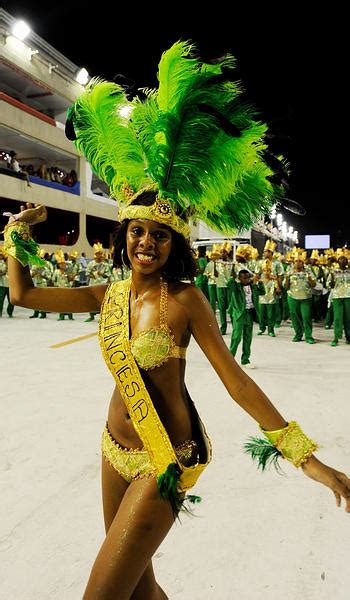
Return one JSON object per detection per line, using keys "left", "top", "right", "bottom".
{"left": 4, "top": 203, "right": 106, "bottom": 314}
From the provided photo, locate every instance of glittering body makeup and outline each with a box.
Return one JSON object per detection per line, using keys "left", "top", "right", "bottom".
{"left": 130, "top": 279, "right": 187, "bottom": 370}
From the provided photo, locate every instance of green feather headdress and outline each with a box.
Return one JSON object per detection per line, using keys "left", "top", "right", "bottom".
{"left": 65, "top": 40, "right": 285, "bottom": 235}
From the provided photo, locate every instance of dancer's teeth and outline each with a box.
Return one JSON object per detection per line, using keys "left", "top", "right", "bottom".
{"left": 136, "top": 253, "right": 154, "bottom": 262}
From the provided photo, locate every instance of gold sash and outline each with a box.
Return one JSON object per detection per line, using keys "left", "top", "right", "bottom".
{"left": 98, "top": 279, "right": 211, "bottom": 493}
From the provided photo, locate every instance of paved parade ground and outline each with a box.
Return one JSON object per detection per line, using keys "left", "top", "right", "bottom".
{"left": 1, "top": 307, "right": 350, "bottom": 599}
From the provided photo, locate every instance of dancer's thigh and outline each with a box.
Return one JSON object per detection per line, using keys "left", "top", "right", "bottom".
{"left": 85, "top": 470, "right": 174, "bottom": 599}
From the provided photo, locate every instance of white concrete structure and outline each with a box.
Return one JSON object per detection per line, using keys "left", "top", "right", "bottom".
{"left": 0, "top": 8, "right": 115, "bottom": 257}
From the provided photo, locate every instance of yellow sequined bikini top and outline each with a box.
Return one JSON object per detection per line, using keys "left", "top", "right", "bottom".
{"left": 130, "top": 279, "right": 187, "bottom": 370}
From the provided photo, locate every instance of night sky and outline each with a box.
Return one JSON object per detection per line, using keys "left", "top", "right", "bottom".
{"left": 3, "top": 2, "right": 348, "bottom": 247}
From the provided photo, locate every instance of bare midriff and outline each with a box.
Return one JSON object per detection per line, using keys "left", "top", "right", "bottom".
{"left": 106, "top": 358, "right": 193, "bottom": 449}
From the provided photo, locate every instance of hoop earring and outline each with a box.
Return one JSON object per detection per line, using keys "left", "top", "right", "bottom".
{"left": 121, "top": 248, "right": 129, "bottom": 269}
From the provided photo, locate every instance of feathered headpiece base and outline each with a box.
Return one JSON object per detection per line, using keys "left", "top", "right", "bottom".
{"left": 118, "top": 185, "right": 190, "bottom": 237}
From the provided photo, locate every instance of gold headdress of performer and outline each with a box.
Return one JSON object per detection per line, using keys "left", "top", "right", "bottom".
{"left": 250, "top": 246, "right": 259, "bottom": 260}
{"left": 93, "top": 242, "right": 104, "bottom": 256}
{"left": 310, "top": 249, "right": 319, "bottom": 260}
{"left": 236, "top": 244, "right": 251, "bottom": 259}
{"left": 65, "top": 41, "right": 288, "bottom": 240}
{"left": 55, "top": 249, "right": 65, "bottom": 264}
{"left": 235, "top": 245, "right": 246, "bottom": 257}
{"left": 336, "top": 247, "right": 347, "bottom": 258}
{"left": 221, "top": 241, "right": 232, "bottom": 254}
{"left": 264, "top": 239, "right": 277, "bottom": 252}
{"left": 292, "top": 247, "right": 307, "bottom": 262}
{"left": 209, "top": 243, "right": 221, "bottom": 260}
{"left": 69, "top": 250, "right": 79, "bottom": 259}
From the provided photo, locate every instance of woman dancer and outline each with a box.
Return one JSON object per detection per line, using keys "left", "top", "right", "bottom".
{"left": 4, "top": 41, "right": 350, "bottom": 600}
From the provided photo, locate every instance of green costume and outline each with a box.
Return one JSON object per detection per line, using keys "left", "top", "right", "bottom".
{"left": 110, "top": 265, "right": 131, "bottom": 282}
{"left": 325, "top": 302, "right": 334, "bottom": 328}
{"left": 229, "top": 279, "right": 264, "bottom": 365}
{"left": 328, "top": 267, "right": 350, "bottom": 344}
{"left": 258, "top": 277, "right": 277, "bottom": 336}
{"left": 280, "top": 262, "right": 290, "bottom": 321}
{"left": 29, "top": 262, "right": 52, "bottom": 318}
{"left": 194, "top": 256, "right": 209, "bottom": 300}
{"left": 286, "top": 268, "right": 316, "bottom": 343}
{"left": 67, "top": 259, "right": 82, "bottom": 287}
{"left": 86, "top": 259, "right": 111, "bottom": 285}
{"left": 85, "top": 259, "right": 111, "bottom": 321}
{"left": 323, "top": 265, "right": 334, "bottom": 328}
{"left": 204, "top": 260, "right": 217, "bottom": 315}
{"left": 215, "top": 260, "right": 231, "bottom": 335}
{"left": 255, "top": 258, "right": 284, "bottom": 279}
{"left": 255, "top": 258, "right": 283, "bottom": 326}
{"left": 310, "top": 264, "right": 325, "bottom": 322}
{"left": 52, "top": 266, "right": 74, "bottom": 320}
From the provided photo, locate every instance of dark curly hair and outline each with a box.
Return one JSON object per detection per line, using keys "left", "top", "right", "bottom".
{"left": 112, "top": 191, "right": 197, "bottom": 280}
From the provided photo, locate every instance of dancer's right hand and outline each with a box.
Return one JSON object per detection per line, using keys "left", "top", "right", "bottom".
{"left": 3, "top": 202, "right": 47, "bottom": 225}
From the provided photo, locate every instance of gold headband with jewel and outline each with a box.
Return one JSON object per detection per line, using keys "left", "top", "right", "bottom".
{"left": 118, "top": 186, "right": 190, "bottom": 238}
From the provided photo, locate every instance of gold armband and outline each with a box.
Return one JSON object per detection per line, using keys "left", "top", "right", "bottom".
{"left": 3, "top": 220, "right": 31, "bottom": 238}
{"left": 3, "top": 221, "right": 45, "bottom": 268}
{"left": 260, "top": 421, "right": 318, "bottom": 468}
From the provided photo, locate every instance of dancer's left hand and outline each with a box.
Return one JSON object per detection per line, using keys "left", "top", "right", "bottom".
{"left": 302, "top": 455, "right": 350, "bottom": 512}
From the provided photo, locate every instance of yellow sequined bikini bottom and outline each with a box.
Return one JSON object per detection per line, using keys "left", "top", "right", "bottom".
{"left": 102, "top": 422, "right": 199, "bottom": 483}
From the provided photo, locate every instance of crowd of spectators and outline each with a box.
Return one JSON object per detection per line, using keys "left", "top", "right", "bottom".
{"left": 0, "top": 149, "right": 78, "bottom": 188}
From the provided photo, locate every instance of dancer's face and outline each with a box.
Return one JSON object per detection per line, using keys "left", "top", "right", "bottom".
{"left": 126, "top": 219, "right": 172, "bottom": 274}
{"left": 294, "top": 259, "right": 304, "bottom": 271}
{"left": 239, "top": 272, "right": 251, "bottom": 286}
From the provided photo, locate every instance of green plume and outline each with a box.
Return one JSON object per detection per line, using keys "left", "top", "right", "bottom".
{"left": 69, "top": 79, "right": 148, "bottom": 198}
{"left": 10, "top": 230, "right": 46, "bottom": 267}
{"left": 157, "top": 462, "right": 202, "bottom": 519}
{"left": 243, "top": 437, "right": 285, "bottom": 473}
{"left": 66, "top": 41, "right": 286, "bottom": 232}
